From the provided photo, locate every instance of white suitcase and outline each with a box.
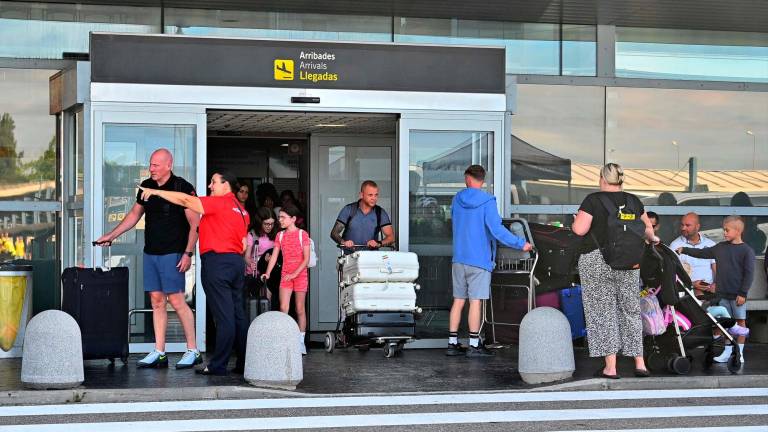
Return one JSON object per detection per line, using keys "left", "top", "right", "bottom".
{"left": 341, "top": 282, "right": 418, "bottom": 316}
{"left": 340, "top": 251, "right": 419, "bottom": 285}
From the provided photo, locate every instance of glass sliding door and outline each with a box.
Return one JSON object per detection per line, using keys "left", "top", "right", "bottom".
{"left": 399, "top": 115, "right": 504, "bottom": 346}
{"left": 92, "top": 109, "right": 205, "bottom": 353}
{"left": 309, "top": 134, "right": 395, "bottom": 332}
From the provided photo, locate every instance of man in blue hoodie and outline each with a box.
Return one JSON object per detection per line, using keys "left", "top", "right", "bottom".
{"left": 448, "top": 165, "right": 531, "bottom": 357}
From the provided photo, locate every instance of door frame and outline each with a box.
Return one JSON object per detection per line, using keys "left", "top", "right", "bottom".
{"left": 91, "top": 105, "right": 207, "bottom": 354}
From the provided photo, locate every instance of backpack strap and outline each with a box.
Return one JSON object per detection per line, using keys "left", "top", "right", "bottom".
{"left": 373, "top": 205, "right": 382, "bottom": 241}
{"left": 590, "top": 193, "right": 618, "bottom": 250}
{"left": 344, "top": 201, "right": 359, "bottom": 227}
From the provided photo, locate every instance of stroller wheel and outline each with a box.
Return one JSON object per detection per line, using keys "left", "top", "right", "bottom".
{"left": 324, "top": 332, "right": 335, "bottom": 353}
{"left": 727, "top": 354, "right": 742, "bottom": 373}
{"left": 668, "top": 355, "right": 691, "bottom": 375}
{"left": 384, "top": 342, "right": 397, "bottom": 358}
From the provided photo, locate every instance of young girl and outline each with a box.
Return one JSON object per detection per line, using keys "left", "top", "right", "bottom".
{"left": 245, "top": 207, "right": 277, "bottom": 280}
{"left": 262, "top": 204, "right": 310, "bottom": 354}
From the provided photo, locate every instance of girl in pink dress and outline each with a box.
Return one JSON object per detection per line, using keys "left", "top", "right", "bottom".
{"left": 262, "top": 204, "right": 311, "bottom": 354}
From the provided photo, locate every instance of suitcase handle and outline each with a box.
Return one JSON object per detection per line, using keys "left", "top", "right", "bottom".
{"left": 92, "top": 241, "right": 112, "bottom": 271}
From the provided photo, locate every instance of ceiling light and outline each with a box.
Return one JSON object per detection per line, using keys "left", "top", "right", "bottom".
{"left": 315, "top": 124, "right": 346, "bottom": 127}
{"left": 280, "top": 143, "right": 290, "bottom": 147}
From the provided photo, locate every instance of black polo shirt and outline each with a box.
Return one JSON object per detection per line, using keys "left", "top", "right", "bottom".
{"left": 136, "top": 173, "right": 196, "bottom": 255}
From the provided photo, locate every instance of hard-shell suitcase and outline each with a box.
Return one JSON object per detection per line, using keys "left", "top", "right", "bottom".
{"left": 340, "top": 251, "right": 419, "bottom": 285}
{"left": 346, "top": 311, "right": 416, "bottom": 339}
{"left": 340, "top": 282, "right": 417, "bottom": 316}
{"left": 248, "top": 284, "right": 271, "bottom": 322}
{"left": 559, "top": 285, "right": 587, "bottom": 339}
{"left": 61, "top": 244, "right": 129, "bottom": 363}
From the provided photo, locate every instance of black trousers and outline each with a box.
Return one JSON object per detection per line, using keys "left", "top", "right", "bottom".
{"left": 201, "top": 252, "right": 248, "bottom": 374}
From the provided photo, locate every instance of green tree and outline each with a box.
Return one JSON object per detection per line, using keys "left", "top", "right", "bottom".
{"left": 24, "top": 136, "right": 56, "bottom": 181}
{"left": 0, "top": 113, "right": 24, "bottom": 182}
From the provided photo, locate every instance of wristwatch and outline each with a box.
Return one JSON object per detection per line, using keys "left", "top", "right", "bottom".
{"left": 185, "top": 251, "right": 194, "bottom": 257}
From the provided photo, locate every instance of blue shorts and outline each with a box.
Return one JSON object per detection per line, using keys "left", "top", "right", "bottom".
{"left": 717, "top": 298, "right": 747, "bottom": 320}
{"left": 143, "top": 252, "right": 185, "bottom": 294}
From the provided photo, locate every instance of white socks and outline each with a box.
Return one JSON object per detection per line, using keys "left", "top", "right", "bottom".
{"left": 299, "top": 332, "right": 307, "bottom": 355}
{"left": 738, "top": 343, "right": 745, "bottom": 363}
{"left": 713, "top": 345, "right": 732, "bottom": 363}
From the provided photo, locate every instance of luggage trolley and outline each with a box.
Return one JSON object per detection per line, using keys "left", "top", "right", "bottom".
{"left": 481, "top": 218, "right": 538, "bottom": 345}
{"left": 324, "top": 245, "right": 421, "bottom": 358}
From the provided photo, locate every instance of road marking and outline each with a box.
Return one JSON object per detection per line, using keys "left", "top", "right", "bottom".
{"left": 1, "top": 387, "right": 766, "bottom": 417}
{"left": 559, "top": 428, "right": 768, "bottom": 432}
{"left": 1, "top": 404, "right": 766, "bottom": 431}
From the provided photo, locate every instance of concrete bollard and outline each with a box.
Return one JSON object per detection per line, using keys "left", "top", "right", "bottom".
{"left": 518, "top": 306, "right": 575, "bottom": 384}
{"left": 21, "top": 310, "right": 84, "bottom": 389}
{"left": 244, "top": 311, "right": 302, "bottom": 390}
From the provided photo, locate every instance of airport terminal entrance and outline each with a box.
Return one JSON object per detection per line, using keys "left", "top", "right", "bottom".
{"left": 77, "top": 32, "right": 508, "bottom": 352}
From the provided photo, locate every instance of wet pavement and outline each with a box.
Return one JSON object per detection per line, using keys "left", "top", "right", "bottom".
{"left": 1, "top": 343, "right": 766, "bottom": 394}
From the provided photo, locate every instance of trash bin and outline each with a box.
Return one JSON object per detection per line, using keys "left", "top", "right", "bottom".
{"left": 0, "top": 263, "right": 33, "bottom": 358}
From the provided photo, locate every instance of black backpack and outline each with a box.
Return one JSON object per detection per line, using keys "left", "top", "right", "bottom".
{"left": 592, "top": 193, "right": 646, "bottom": 270}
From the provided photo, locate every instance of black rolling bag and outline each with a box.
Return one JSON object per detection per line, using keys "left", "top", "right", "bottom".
{"left": 346, "top": 311, "right": 416, "bottom": 339}
{"left": 61, "top": 242, "right": 129, "bottom": 363}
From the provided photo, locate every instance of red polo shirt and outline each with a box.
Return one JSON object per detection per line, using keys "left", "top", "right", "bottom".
{"left": 199, "top": 192, "right": 250, "bottom": 254}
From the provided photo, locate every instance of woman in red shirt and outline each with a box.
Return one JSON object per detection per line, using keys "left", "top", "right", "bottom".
{"left": 139, "top": 170, "right": 249, "bottom": 376}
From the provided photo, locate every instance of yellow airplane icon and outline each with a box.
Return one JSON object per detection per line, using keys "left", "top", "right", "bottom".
{"left": 274, "top": 59, "right": 294, "bottom": 80}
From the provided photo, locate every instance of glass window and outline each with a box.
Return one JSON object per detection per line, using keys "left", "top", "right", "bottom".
{"left": 562, "top": 24, "right": 596, "bottom": 76}
{"left": 164, "top": 8, "right": 391, "bottom": 42}
{"left": 0, "top": 210, "right": 59, "bottom": 312}
{"left": 511, "top": 84, "right": 605, "bottom": 205}
{"left": 606, "top": 87, "right": 768, "bottom": 212}
{"left": 395, "top": 18, "right": 560, "bottom": 75}
{"left": 0, "top": 2, "right": 160, "bottom": 59}
{"left": 103, "top": 124, "right": 195, "bottom": 344}
{"left": 409, "top": 130, "right": 493, "bottom": 338}
{"left": 616, "top": 27, "right": 768, "bottom": 83}
{"left": 0, "top": 68, "right": 58, "bottom": 201}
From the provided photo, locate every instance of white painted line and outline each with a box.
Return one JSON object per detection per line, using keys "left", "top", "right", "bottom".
{"left": 2, "top": 404, "right": 767, "bottom": 432}
{"left": 1, "top": 387, "right": 766, "bottom": 417}
{"left": 559, "top": 428, "right": 768, "bottom": 432}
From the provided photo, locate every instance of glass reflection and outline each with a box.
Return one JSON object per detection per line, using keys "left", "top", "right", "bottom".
{"left": 0, "top": 68, "right": 58, "bottom": 201}
{"left": 511, "top": 84, "right": 605, "bottom": 205}
{"left": 395, "top": 18, "right": 561, "bottom": 75}
{"left": 0, "top": 2, "right": 160, "bottom": 59}
{"left": 616, "top": 27, "right": 768, "bottom": 83}
{"left": 409, "top": 130, "right": 493, "bottom": 338}
{"left": 606, "top": 87, "right": 768, "bottom": 207}
{"left": 164, "top": 9, "right": 391, "bottom": 42}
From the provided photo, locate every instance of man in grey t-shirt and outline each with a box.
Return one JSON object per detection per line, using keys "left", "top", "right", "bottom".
{"left": 330, "top": 180, "right": 395, "bottom": 249}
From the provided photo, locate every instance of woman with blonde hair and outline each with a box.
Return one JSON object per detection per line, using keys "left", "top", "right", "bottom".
{"left": 572, "top": 163, "right": 659, "bottom": 379}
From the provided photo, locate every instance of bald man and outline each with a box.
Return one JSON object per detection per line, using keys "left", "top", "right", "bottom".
{"left": 669, "top": 212, "right": 717, "bottom": 298}
{"left": 96, "top": 148, "right": 201, "bottom": 369}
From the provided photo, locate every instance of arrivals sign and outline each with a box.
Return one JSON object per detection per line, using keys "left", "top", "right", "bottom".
{"left": 90, "top": 34, "right": 505, "bottom": 94}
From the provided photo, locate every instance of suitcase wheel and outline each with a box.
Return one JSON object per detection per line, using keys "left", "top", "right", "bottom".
{"left": 121, "top": 344, "right": 129, "bottom": 364}
{"left": 384, "top": 342, "right": 399, "bottom": 358}
{"left": 324, "top": 332, "right": 335, "bottom": 353}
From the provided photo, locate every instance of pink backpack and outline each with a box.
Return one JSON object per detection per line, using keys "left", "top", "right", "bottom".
{"left": 640, "top": 288, "right": 666, "bottom": 336}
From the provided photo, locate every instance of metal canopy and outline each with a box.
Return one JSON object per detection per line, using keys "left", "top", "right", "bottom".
{"left": 32, "top": 0, "right": 768, "bottom": 33}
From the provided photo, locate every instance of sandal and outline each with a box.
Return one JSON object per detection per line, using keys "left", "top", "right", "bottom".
{"left": 594, "top": 368, "right": 620, "bottom": 379}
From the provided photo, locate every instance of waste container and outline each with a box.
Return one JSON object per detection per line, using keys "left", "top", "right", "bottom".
{"left": 0, "top": 263, "right": 33, "bottom": 358}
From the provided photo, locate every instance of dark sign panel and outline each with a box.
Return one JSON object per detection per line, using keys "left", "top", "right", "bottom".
{"left": 90, "top": 34, "right": 505, "bottom": 94}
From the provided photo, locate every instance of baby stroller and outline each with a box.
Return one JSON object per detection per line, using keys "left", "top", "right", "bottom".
{"left": 640, "top": 243, "right": 741, "bottom": 374}
{"left": 324, "top": 245, "right": 421, "bottom": 358}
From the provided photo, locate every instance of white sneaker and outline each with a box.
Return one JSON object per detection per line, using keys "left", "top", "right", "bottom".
{"left": 713, "top": 345, "right": 733, "bottom": 363}
{"left": 299, "top": 341, "right": 307, "bottom": 355}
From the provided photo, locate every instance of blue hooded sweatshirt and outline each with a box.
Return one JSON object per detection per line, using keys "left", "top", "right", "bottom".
{"left": 451, "top": 188, "right": 526, "bottom": 272}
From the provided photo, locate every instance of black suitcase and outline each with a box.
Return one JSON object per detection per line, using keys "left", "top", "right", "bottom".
{"left": 61, "top": 244, "right": 129, "bottom": 363}
{"left": 528, "top": 222, "right": 581, "bottom": 292}
{"left": 346, "top": 312, "right": 416, "bottom": 339}
{"left": 248, "top": 283, "right": 271, "bottom": 322}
